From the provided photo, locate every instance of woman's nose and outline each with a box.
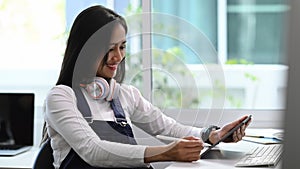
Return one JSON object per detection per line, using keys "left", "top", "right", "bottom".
{"left": 112, "top": 48, "right": 123, "bottom": 61}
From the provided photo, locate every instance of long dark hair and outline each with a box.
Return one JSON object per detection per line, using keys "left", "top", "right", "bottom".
{"left": 42, "top": 5, "right": 128, "bottom": 144}
{"left": 57, "top": 5, "right": 127, "bottom": 87}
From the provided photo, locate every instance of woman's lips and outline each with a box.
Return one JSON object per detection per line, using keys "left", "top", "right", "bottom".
{"left": 106, "top": 64, "right": 118, "bottom": 71}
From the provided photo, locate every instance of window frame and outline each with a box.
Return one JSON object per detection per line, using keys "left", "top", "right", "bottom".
{"left": 140, "top": 0, "right": 285, "bottom": 128}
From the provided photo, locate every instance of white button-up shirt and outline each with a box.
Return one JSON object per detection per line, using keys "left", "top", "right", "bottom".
{"left": 44, "top": 84, "right": 202, "bottom": 168}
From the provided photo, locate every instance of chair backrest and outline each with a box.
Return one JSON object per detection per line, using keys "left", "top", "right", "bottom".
{"left": 33, "top": 139, "right": 54, "bottom": 169}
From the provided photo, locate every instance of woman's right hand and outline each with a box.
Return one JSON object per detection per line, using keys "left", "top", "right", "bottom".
{"left": 144, "top": 136, "right": 204, "bottom": 163}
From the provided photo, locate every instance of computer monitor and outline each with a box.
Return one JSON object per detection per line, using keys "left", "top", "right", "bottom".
{"left": 0, "top": 93, "right": 34, "bottom": 155}
{"left": 282, "top": 0, "right": 300, "bottom": 168}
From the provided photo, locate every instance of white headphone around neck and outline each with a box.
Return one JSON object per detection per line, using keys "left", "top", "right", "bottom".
{"left": 80, "top": 77, "right": 120, "bottom": 101}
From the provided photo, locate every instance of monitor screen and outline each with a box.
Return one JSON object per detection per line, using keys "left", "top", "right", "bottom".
{"left": 0, "top": 93, "right": 34, "bottom": 146}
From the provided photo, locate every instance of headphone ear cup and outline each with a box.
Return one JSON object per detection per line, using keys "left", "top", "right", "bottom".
{"left": 93, "top": 78, "right": 110, "bottom": 99}
{"left": 106, "top": 79, "right": 120, "bottom": 101}
{"left": 82, "top": 77, "right": 119, "bottom": 100}
{"left": 83, "top": 82, "right": 102, "bottom": 99}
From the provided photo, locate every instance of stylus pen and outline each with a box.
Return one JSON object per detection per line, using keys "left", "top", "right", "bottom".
{"left": 156, "top": 135, "right": 210, "bottom": 146}
{"left": 156, "top": 135, "right": 186, "bottom": 141}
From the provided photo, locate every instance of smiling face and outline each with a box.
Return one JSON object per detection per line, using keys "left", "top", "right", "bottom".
{"left": 96, "top": 23, "right": 126, "bottom": 79}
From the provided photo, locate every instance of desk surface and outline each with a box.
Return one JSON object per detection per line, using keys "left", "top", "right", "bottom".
{"left": 166, "top": 141, "right": 282, "bottom": 169}
{"left": 0, "top": 147, "right": 39, "bottom": 169}
{"left": 0, "top": 141, "right": 282, "bottom": 169}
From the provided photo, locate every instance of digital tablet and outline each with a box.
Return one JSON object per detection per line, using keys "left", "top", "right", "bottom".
{"left": 200, "top": 115, "right": 252, "bottom": 157}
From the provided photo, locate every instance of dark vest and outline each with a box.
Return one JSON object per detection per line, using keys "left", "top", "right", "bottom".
{"left": 59, "top": 88, "right": 151, "bottom": 169}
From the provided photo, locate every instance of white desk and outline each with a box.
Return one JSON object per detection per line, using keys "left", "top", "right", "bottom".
{"left": 0, "top": 141, "right": 282, "bottom": 169}
{"left": 166, "top": 140, "right": 282, "bottom": 169}
{"left": 0, "top": 147, "right": 39, "bottom": 169}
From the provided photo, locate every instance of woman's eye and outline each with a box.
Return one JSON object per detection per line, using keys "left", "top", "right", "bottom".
{"left": 120, "top": 45, "right": 126, "bottom": 50}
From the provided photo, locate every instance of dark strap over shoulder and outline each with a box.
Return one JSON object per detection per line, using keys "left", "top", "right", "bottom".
{"left": 74, "top": 87, "right": 94, "bottom": 122}
{"left": 110, "top": 98, "right": 127, "bottom": 125}
{"left": 59, "top": 87, "right": 149, "bottom": 169}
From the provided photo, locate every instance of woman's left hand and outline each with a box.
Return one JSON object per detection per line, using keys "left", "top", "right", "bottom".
{"left": 208, "top": 115, "right": 252, "bottom": 144}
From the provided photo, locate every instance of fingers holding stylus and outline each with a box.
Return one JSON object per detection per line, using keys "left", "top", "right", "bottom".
{"left": 164, "top": 137, "right": 204, "bottom": 162}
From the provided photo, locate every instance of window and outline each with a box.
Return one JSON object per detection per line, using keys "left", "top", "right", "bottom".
{"left": 149, "top": 0, "right": 288, "bottom": 110}
{"left": 227, "top": 0, "right": 288, "bottom": 64}
{"left": 0, "top": 0, "right": 140, "bottom": 106}
{"left": 0, "top": 0, "right": 65, "bottom": 106}
{"left": 1, "top": 0, "right": 288, "bottom": 126}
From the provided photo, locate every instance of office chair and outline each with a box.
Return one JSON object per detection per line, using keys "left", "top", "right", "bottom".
{"left": 33, "top": 139, "right": 54, "bottom": 169}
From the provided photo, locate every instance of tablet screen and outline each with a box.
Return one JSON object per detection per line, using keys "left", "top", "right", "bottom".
{"left": 201, "top": 115, "right": 252, "bottom": 157}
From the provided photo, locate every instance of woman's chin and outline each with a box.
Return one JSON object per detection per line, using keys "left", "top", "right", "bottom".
{"left": 96, "top": 72, "right": 115, "bottom": 79}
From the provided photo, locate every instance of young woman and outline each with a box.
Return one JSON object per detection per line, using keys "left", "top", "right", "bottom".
{"left": 43, "top": 5, "right": 251, "bottom": 169}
